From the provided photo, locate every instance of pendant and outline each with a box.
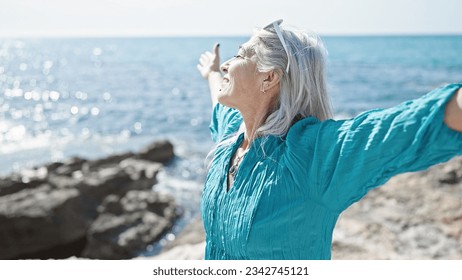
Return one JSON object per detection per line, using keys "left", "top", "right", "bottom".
{"left": 229, "top": 165, "right": 237, "bottom": 176}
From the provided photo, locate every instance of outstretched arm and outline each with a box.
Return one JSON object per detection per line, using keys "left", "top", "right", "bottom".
{"left": 197, "top": 43, "right": 222, "bottom": 108}
{"left": 444, "top": 88, "right": 462, "bottom": 132}
{"left": 285, "top": 84, "right": 462, "bottom": 212}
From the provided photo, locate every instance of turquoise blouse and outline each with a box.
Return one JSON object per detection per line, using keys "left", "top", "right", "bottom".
{"left": 200, "top": 83, "right": 462, "bottom": 260}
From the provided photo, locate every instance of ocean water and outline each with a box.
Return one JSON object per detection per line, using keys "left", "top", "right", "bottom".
{"left": 1, "top": 35, "right": 462, "bottom": 254}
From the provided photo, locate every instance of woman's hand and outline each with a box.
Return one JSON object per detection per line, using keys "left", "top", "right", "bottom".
{"left": 197, "top": 43, "right": 221, "bottom": 80}
{"left": 197, "top": 43, "right": 223, "bottom": 108}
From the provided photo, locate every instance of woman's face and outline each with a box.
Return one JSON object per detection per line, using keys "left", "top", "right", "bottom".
{"left": 217, "top": 43, "right": 264, "bottom": 109}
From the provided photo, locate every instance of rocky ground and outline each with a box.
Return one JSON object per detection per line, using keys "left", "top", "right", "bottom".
{"left": 332, "top": 156, "right": 462, "bottom": 259}
{"left": 151, "top": 157, "right": 462, "bottom": 260}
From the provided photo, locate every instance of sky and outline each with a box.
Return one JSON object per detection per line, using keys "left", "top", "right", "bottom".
{"left": 0, "top": 0, "right": 461, "bottom": 37}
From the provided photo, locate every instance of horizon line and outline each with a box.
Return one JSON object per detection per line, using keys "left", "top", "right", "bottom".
{"left": 1, "top": 32, "right": 462, "bottom": 39}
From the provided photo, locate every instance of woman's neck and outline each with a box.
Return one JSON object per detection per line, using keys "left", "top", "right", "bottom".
{"left": 239, "top": 107, "right": 270, "bottom": 150}
{"left": 235, "top": 88, "right": 279, "bottom": 150}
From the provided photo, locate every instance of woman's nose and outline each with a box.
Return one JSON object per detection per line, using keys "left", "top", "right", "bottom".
{"left": 220, "top": 60, "right": 230, "bottom": 73}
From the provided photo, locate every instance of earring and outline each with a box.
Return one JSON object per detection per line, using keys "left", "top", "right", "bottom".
{"left": 261, "top": 82, "right": 267, "bottom": 94}
{"left": 261, "top": 75, "right": 270, "bottom": 93}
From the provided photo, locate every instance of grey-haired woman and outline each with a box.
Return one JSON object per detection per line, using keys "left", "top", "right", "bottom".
{"left": 197, "top": 20, "right": 462, "bottom": 259}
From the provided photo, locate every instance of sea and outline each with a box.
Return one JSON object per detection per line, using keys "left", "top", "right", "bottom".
{"left": 1, "top": 35, "right": 461, "bottom": 255}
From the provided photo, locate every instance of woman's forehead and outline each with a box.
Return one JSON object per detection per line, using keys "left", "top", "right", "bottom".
{"left": 240, "top": 38, "right": 254, "bottom": 49}
{"left": 239, "top": 42, "right": 255, "bottom": 55}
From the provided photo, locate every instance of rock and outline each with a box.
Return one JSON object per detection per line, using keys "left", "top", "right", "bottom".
{"left": 150, "top": 242, "right": 205, "bottom": 260}
{"left": 161, "top": 216, "right": 205, "bottom": 252}
{"left": 119, "top": 158, "right": 161, "bottom": 182}
{"left": 0, "top": 177, "right": 40, "bottom": 197}
{"left": 139, "top": 216, "right": 206, "bottom": 260}
{"left": 0, "top": 140, "right": 177, "bottom": 259}
{"left": 137, "top": 216, "right": 206, "bottom": 260}
{"left": 332, "top": 157, "right": 462, "bottom": 259}
{"left": 0, "top": 167, "right": 48, "bottom": 196}
{"left": 83, "top": 152, "right": 135, "bottom": 173}
{"left": 436, "top": 157, "right": 462, "bottom": 184}
{"left": 136, "top": 140, "right": 174, "bottom": 163}
{"left": 54, "top": 157, "right": 87, "bottom": 176}
{"left": 0, "top": 184, "right": 84, "bottom": 259}
{"left": 98, "top": 195, "right": 124, "bottom": 215}
{"left": 81, "top": 190, "right": 179, "bottom": 259}
{"left": 77, "top": 160, "right": 163, "bottom": 206}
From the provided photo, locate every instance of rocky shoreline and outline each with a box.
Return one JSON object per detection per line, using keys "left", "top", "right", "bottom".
{"left": 0, "top": 140, "right": 179, "bottom": 259}
{"left": 2, "top": 140, "right": 462, "bottom": 260}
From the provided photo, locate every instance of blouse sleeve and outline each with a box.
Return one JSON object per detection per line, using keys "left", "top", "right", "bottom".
{"left": 285, "top": 83, "right": 462, "bottom": 212}
{"left": 209, "top": 103, "right": 242, "bottom": 143}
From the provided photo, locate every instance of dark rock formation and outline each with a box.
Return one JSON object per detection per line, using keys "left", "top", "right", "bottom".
{"left": 82, "top": 190, "right": 179, "bottom": 259}
{"left": 0, "top": 140, "right": 177, "bottom": 259}
{"left": 136, "top": 140, "right": 174, "bottom": 164}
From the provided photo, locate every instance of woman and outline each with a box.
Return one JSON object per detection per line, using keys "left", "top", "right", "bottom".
{"left": 196, "top": 20, "right": 462, "bottom": 260}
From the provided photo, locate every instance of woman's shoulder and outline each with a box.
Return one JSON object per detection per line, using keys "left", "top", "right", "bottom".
{"left": 284, "top": 116, "right": 328, "bottom": 153}
{"left": 286, "top": 115, "right": 340, "bottom": 140}
{"left": 284, "top": 113, "right": 366, "bottom": 152}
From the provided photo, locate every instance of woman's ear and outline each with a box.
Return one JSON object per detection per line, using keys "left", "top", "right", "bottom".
{"left": 261, "top": 70, "right": 281, "bottom": 94}
{"left": 263, "top": 70, "right": 280, "bottom": 90}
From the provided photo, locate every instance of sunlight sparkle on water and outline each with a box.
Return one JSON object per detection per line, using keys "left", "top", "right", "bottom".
{"left": 92, "top": 48, "right": 102, "bottom": 56}
{"left": 134, "top": 122, "right": 142, "bottom": 134}
{"left": 75, "top": 91, "right": 88, "bottom": 100}
{"left": 102, "top": 92, "right": 112, "bottom": 102}
{"left": 5, "top": 88, "right": 23, "bottom": 98}
{"left": 7, "top": 125, "right": 26, "bottom": 142}
{"left": 90, "top": 107, "right": 100, "bottom": 116}
{"left": 49, "top": 91, "right": 60, "bottom": 101}
{"left": 19, "top": 63, "right": 28, "bottom": 71}
{"left": 70, "top": 106, "right": 79, "bottom": 114}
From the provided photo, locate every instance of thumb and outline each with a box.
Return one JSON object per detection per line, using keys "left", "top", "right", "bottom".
{"left": 213, "top": 43, "right": 220, "bottom": 57}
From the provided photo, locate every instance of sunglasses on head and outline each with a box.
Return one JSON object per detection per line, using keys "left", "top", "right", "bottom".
{"left": 263, "top": 19, "right": 290, "bottom": 74}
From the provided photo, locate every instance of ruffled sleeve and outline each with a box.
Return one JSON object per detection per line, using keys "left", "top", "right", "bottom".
{"left": 209, "top": 103, "right": 242, "bottom": 143}
{"left": 285, "top": 83, "right": 462, "bottom": 212}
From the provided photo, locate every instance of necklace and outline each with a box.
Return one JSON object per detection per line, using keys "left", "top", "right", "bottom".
{"left": 229, "top": 148, "right": 249, "bottom": 178}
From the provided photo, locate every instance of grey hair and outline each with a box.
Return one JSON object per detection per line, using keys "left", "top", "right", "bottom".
{"left": 246, "top": 25, "right": 333, "bottom": 138}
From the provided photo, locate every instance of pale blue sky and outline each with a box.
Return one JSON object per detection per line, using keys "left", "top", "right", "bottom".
{"left": 0, "top": 0, "right": 460, "bottom": 37}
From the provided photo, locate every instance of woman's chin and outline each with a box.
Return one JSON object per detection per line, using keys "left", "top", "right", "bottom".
{"left": 217, "top": 92, "right": 234, "bottom": 107}
{"left": 217, "top": 94, "right": 228, "bottom": 104}
{"left": 217, "top": 89, "right": 229, "bottom": 100}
